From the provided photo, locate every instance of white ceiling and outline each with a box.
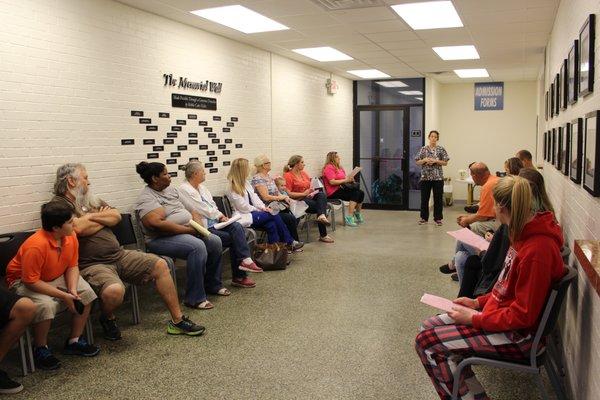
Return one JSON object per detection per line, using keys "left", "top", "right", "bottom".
{"left": 114, "top": 0, "right": 559, "bottom": 83}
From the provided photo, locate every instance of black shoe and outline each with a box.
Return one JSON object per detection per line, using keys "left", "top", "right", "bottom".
{"left": 167, "top": 315, "right": 206, "bottom": 336}
{"left": 99, "top": 314, "right": 122, "bottom": 341}
{"left": 464, "top": 205, "right": 479, "bottom": 213}
{"left": 451, "top": 273, "right": 459, "bottom": 282}
{"left": 439, "top": 264, "right": 455, "bottom": 274}
{"left": 33, "top": 346, "right": 61, "bottom": 370}
{"left": 63, "top": 337, "right": 100, "bottom": 357}
{"left": 0, "top": 370, "right": 23, "bottom": 394}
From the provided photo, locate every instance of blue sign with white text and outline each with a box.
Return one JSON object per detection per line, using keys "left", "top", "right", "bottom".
{"left": 474, "top": 82, "right": 504, "bottom": 111}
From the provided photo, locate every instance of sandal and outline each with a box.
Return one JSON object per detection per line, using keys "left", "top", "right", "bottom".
{"left": 216, "top": 288, "right": 231, "bottom": 296}
{"left": 319, "top": 235, "right": 335, "bottom": 243}
{"left": 317, "top": 215, "right": 331, "bottom": 226}
{"left": 184, "top": 300, "right": 214, "bottom": 310}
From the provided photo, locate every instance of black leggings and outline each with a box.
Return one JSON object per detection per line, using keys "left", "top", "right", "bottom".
{"left": 329, "top": 186, "right": 365, "bottom": 203}
{"left": 457, "top": 255, "right": 483, "bottom": 298}
{"left": 278, "top": 210, "right": 299, "bottom": 241}
{"left": 303, "top": 192, "right": 328, "bottom": 237}
{"left": 420, "top": 179, "right": 443, "bottom": 221}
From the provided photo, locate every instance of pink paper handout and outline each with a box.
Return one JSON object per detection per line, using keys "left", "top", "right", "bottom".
{"left": 420, "top": 293, "right": 456, "bottom": 313}
{"left": 446, "top": 228, "right": 490, "bottom": 252}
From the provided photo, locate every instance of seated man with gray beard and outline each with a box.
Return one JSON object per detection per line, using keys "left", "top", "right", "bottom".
{"left": 52, "top": 163, "right": 205, "bottom": 339}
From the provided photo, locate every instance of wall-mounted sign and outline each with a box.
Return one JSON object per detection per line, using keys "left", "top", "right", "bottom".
{"left": 226, "top": 122, "right": 234, "bottom": 127}
{"left": 209, "top": 168, "right": 218, "bottom": 173}
{"left": 166, "top": 159, "right": 176, "bottom": 164}
{"left": 188, "top": 132, "right": 197, "bottom": 138}
{"left": 176, "top": 120, "right": 186, "bottom": 125}
{"left": 163, "top": 139, "right": 174, "bottom": 144}
{"left": 178, "top": 145, "right": 187, "bottom": 150}
{"left": 159, "top": 112, "right": 170, "bottom": 118}
{"left": 153, "top": 146, "right": 164, "bottom": 151}
{"left": 474, "top": 82, "right": 504, "bottom": 111}
{"left": 146, "top": 125, "right": 158, "bottom": 131}
{"left": 178, "top": 165, "right": 186, "bottom": 171}
{"left": 188, "top": 114, "right": 197, "bottom": 119}
{"left": 204, "top": 163, "right": 213, "bottom": 168}
{"left": 223, "top": 150, "right": 230, "bottom": 155}
{"left": 207, "top": 151, "right": 215, "bottom": 156}
{"left": 171, "top": 126, "right": 182, "bottom": 131}
{"left": 199, "top": 121, "right": 208, "bottom": 126}
{"left": 143, "top": 139, "right": 155, "bottom": 145}
{"left": 231, "top": 117, "right": 238, "bottom": 122}
{"left": 131, "top": 111, "right": 143, "bottom": 116}
{"left": 218, "top": 144, "right": 226, "bottom": 149}
{"left": 172, "top": 93, "right": 217, "bottom": 110}
{"left": 189, "top": 157, "right": 198, "bottom": 161}
{"left": 121, "top": 139, "right": 134, "bottom": 145}
{"left": 163, "top": 74, "right": 222, "bottom": 93}
{"left": 189, "top": 139, "right": 198, "bottom": 145}
{"left": 212, "top": 139, "right": 220, "bottom": 143}
{"left": 204, "top": 127, "right": 213, "bottom": 132}
{"left": 167, "top": 132, "right": 178, "bottom": 138}
{"left": 147, "top": 153, "right": 158, "bottom": 159}
{"left": 213, "top": 116, "right": 221, "bottom": 121}
{"left": 139, "top": 118, "right": 151, "bottom": 124}
{"left": 225, "top": 139, "right": 233, "bottom": 143}
{"left": 171, "top": 152, "right": 181, "bottom": 157}
{"left": 223, "top": 161, "right": 231, "bottom": 166}
{"left": 208, "top": 133, "right": 217, "bottom": 138}
{"left": 199, "top": 145, "right": 208, "bottom": 150}
{"left": 223, "top": 128, "right": 231, "bottom": 133}
{"left": 235, "top": 144, "right": 243, "bottom": 148}
{"left": 169, "top": 172, "right": 178, "bottom": 177}
{"left": 209, "top": 156, "right": 217, "bottom": 162}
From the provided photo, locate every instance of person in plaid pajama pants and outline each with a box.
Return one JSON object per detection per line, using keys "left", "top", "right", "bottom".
{"left": 415, "top": 175, "right": 565, "bottom": 400}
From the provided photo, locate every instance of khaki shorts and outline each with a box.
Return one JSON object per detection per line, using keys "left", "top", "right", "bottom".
{"left": 12, "top": 275, "right": 97, "bottom": 324}
{"left": 470, "top": 219, "right": 500, "bottom": 237}
{"left": 80, "top": 250, "right": 160, "bottom": 295}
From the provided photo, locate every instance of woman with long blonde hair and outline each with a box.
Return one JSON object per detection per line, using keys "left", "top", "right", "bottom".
{"left": 322, "top": 151, "right": 365, "bottom": 227}
{"left": 416, "top": 175, "right": 565, "bottom": 400}
{"left": 226, "top": 158, "right": 301, "bottom": 249}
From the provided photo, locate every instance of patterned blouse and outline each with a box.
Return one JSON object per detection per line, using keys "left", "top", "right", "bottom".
{"left": 251, "top": 173, "right": 280, "bottom": 197}
{"left": 414, "top": 145, "right": 449, "bottom": 181}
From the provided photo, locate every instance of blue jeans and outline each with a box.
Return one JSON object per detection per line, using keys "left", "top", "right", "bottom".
{"left": 209, "top": 222, "right": 250, "bottom": 280}
{"left": 146, "top": 233, "right": 222, "bottom": 305}
{"left": 453, "top": 241, "right": 479, "bottom": 282}
{"left": 250, "top": 211, "right": 293, "bottom": 244}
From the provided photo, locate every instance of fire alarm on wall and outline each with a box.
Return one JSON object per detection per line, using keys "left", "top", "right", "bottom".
{"left": 326, "top": 78, "right": 338, "bottom": 95}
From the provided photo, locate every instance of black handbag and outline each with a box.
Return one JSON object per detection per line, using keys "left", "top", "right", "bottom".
{"left": 341, "top": 181, "right": 359, "bottom": 190}
{"left": 252, "top": 243, "right": 288, "bottom": 271}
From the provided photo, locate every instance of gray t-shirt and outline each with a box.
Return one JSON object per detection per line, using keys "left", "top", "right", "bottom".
{"left": 134, "top": 186, "right": 192, "bottom": 240}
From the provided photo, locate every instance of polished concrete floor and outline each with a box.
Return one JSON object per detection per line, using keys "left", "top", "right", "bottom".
{"left": 4, "top": 206, "right": 551, "bottom": 399}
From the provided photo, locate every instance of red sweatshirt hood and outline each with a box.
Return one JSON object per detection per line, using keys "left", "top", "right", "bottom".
{"left": 515, "top": 211, "right": 563, "bottom": 250}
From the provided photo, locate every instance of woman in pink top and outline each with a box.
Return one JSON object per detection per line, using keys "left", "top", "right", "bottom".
{"left": 322, "top": 151, "right": 365, "bottom": 227}
{"left": 283, "top": 155, "right": 334, "bottom": 243}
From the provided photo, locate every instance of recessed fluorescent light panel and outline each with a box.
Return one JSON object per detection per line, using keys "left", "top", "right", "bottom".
{"left": 292, "top": 47, "right": 352, "bottom": 62}
{"left": 391, "top": 1, "right": 463, "bottom": 30}
{"left": 399, "top": 91, "right": 423, "bottom": 95}
{"left": 433, "top": 45, "right": 479, "bottom": 60}
{"left": 454, "top": 68, "right": 489, "bottom": 78}
{"left": 347, "top": 69, "right": 391, "bottom": 79}
{"left": 190, "top": 5, "right": 288, "bottom": 34}
{"left": 376, "top": 80, "right": 408, "bottom": 87}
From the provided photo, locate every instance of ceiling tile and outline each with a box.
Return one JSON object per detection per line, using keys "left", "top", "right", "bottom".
{"left": 364, "top": 31, "right": 420, "bottom": 43}
{"left": 328, "top": 7, "right": 398, "bottom": 23}
{"left": 249, "top": 0, "right": 324, "bottom": 17}
{"left": 278, "top": 13, "right": 340, "bottom": 29}
{"left": 353, "top": 19, "right": 410, "bottom": 34}
{"left": 378, "top": 40, "right": 427, "bottom": 51}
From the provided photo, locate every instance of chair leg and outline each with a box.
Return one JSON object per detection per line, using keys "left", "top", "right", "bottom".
{"left": 18, "top": 335, "right": 28, "bottom": 376}
{"left": 341, "top": 204, "right": 346, "bottom": 226}
{"left": 330, "top": 207, "right": 336, "bottom": 231}
{"left": 536, "top": 374, "right": 551, "bottom": 400}
{"left": 131, "top": 285, "right": 141, "bottom": 325}
{"left": 85, "top": 318, "right": 94, "bottom": 345}
{"left": 25, "top": 328, "right": 35, "bottom": 373}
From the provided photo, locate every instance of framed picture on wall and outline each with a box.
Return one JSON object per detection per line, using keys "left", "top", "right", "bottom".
{"left": 556, "top": 126, "right": 563, "bottom": 168}
{"left": 579, "top": 14, "right": 595, "bottom": 97}
{"left": 561, "top": 60, "right": 568, "bottom": 110}
{"left": 550, "top": 83, "right": 555, "bottom": 118}
{"left": 544, "top": 131, "right": 548, "bottom": 160}
{"left": 568, "top": 40, "right": 579, "bottom": 104}
{"left": 547, "top": 130, "right": 552, "bottom": 161}
{"left": 561, "top": 123, "right": 570, "bottom": 175}
{"left": 570, "top": 117, "right": 583, "bottom": 183}
{"left": 554, "top": 74, "right": 560, "bottom": 116}
{"left": 545, "top": 92, "right": 549, "bottom": 120}
{"left": 584, "top": 111, "right": 600, "bottom": 196}
{"left": 551, "top": 128, "right": 557, "bottom": 165}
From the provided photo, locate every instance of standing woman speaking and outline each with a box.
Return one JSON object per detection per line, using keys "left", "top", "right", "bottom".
{"left": 415, "top": 130, "right": 449, "bottom": 226}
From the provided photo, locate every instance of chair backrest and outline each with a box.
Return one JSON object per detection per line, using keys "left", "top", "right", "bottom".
{"left": 110, "top": 213, "right": 138, "bottom": 247}
{"left": 530, "top": 264, "right": 577, "bottom": 365}
{"left": 212, "top": 196, "right": 230, "bottom": 217}
{"left": 0, "top": 231, "right": 36, "bottom": 277}
{"left": 220, "top": 196, "right": 234, "bottom": 218}
{"left": 560, "top": 246, "right": 571, "bottom": 264}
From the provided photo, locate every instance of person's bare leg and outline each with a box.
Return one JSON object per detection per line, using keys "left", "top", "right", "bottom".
{"left": 99, "top": 283, "right": 125, "bottom": 319}
{"left": 0, "top": 298, "right": 35, "bottom": 360}
{"left": 69, "top": 303, "right": 92, "bottom": 339}
{"left": 33, "top": 320, "right": 52, "bottom": 347}
{"left": 151, "top": 259, "right": 183, "bottom": 323}
{"left": 348, "top": 201, "right": 357, "bottom": 215}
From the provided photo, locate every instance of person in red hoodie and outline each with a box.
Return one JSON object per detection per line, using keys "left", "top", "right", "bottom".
{"left": 415, "top": 175, "right": 565, "bottom": 400}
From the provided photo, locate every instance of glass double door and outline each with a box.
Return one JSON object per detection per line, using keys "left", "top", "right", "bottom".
{"left": 355, "top": 106, "right": 423, "bottom": 210}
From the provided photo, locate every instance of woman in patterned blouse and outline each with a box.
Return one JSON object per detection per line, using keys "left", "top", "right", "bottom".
{"left": 414, "top": 130, "right": 449, "bottom": 226}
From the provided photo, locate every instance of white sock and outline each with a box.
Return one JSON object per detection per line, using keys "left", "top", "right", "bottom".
{"left": 242, "top": 258, "right": 253, "bottom": 265}
{"left": 68, "top": 337, "right": 79, "bottom": 344}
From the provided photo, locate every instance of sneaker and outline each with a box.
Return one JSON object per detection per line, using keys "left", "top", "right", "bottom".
{"left": 63, "top": 337, "right": 100, "bottom": 357}
{"left": 435, "top": 220, "right": 443, "bottom": 226}
{"left": 318, "top": 235, "right": 335, "bottom": 243}
{"left": 167, "top": 315, "right": 205, "bottom": 336}
{"left": 239, "top": 261, "right": 263, "bottom": 273}
{"left": 418, "top": 219, "right": 427, "bottom": 225}
{"left": 292, "top": 240, "right": 304, "bottom": 251}
{"left": 231, "top": 277, "right": 256, "bottom": 288}
{"left": 344, "top": 215, "right": 358, "bottom": 227}
{"left": 354, "top": 212, "right": 365, "bottom": 224}
{"left": 99, "top": 314, "right": 122, "bottom": 341}
{"left": 439, "top": 264, "right": 455, "bottom": 274}
{"left": 0, "top": 370, "right": 23, "bottom": 394}
{"left": 451, "top": 273, "right": 459, "bottom": 282}
{"left": 33, "top": 346, "right": 61, "bottom": 370}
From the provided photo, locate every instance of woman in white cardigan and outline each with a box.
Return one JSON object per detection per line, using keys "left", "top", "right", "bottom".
{"left": 178, "top": 161, "right": 262, "bottom": 289}
{"left": 226, "top": 158, "right": 301, "bottom": 250}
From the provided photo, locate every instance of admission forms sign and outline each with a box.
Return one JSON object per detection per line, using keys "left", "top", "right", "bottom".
{"left": 474, "top": 82, "right": 504, "bottom": 111}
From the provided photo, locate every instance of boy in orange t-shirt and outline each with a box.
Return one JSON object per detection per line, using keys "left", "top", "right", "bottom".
{"left": 6, "top": 201, "right": 99, "bottom": 370}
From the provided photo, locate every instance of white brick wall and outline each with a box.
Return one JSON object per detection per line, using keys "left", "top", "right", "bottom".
{"left": 540, "top": 1, "right": 600, "bottom": 399}
{"left": 0, "top": 0, "right": 353, "bottom": 233}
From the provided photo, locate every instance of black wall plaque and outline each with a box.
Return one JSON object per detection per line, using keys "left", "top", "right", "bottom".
{"left": 231, "top": 117, "right": 238, "bottom": 122}
{"left": 143, "top": 139, "right": 155, "bottom": 145}
{"left": 213, "top": 116, "right": 221, "bottom": 121}
{"left": 121, "top": 139, "right": 134, "bottom": 145}
{"left": 222, "top": 128, "right": 231, "bottom": 132}
{"left": 178, "top": 165, "right": 186, "bottom": 171}
{"left": 225, "top": 139, "right": 233, "bottom": 143}
{"left": 207, "top": 151, "right": 215, "bottom": 156}
{"left": 199, "top": 121, "right": 208, "bottom": 126}
{"left": 166, "top": 159, "right": 177, "bottom": 165}
{"left": 178, "top": 145, "right": 188, "bottom": 150}
{"left": 223, "top": 150, "right": 230, "bottom": 155}
{"left": 169, "top": 171, "right": 178, "bottom": 177}
{"left": 226, "top": 122, "right": 234, "bottom": 127}
{"left": 199, "top": 145, "right": 208, "bottom": 150}
{"left": 188, "top": 132, "right": 198, "bottom": 138}
{"left": 131, "top": 110, "right": 143, "bottom": 116}
{"left": 147, "top": 153, "right": 159, "bottom": 159}
{"left": 167, "top": 132, "right": 178, "bottom": 138}
{"left": 212, "top": 139, "right": 220, "bottom": 143}
{"left": 188, "top": 114, "right": 197, "bottom": 119}
{"left": 218, "top": 144, "right": 226, "bottom": 149}
{"left": 171, "top": 152, "right": 181, "bottom": 157}
{"left": 209, "top": 168, "right": 218, "bottom": 173}
{"left": 204, "top": 127, "right": 213, "bottom": 132}
{"left": 209, "top": 156, "right": 217, "bottom": 161}
{"left": 146, "top": 125, "right": 158, "bottom": 131}
{"left": 171, "top": 126, "right": 182, "bottom": 131}
{"left": 159, "top": 112, "right": 170, "bottom": 118}
{"left": 223, "top": 161, "right": 231, "bottom": 166}
{"left": 189, "top": 139, "right": 198, "bottom": 145}
{"left": 189, "top": 157, "right": 199, "bottom": 161}
{"left": 176, "top": 120, "right": 186, "bottom": 125}
{"left": 139, "top": 118, "right": 151, "bottom": 124}
{"left": 204, "top": 163, "right": 213, "bottom": 168}
{"left": 235, "top": 144, "right": 243, "bottom": 148}
{"left": 153, "top": 146, "right": 164, "bottom": 151}
{"left": 208, "top": 133, "right": 217, "bottom": 138}
{"left": 163, "top": 139, "right": 174, "bottom": 144}
{"left": 172, "top": 93, "right": 217, "bottom": 110}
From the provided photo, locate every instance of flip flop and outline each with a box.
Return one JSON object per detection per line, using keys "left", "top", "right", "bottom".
{"left": 216, "top": 288, "right": 231, "bottom": 296}
{"left": 184, "top": 300, "right": 214, "bottom": 310}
